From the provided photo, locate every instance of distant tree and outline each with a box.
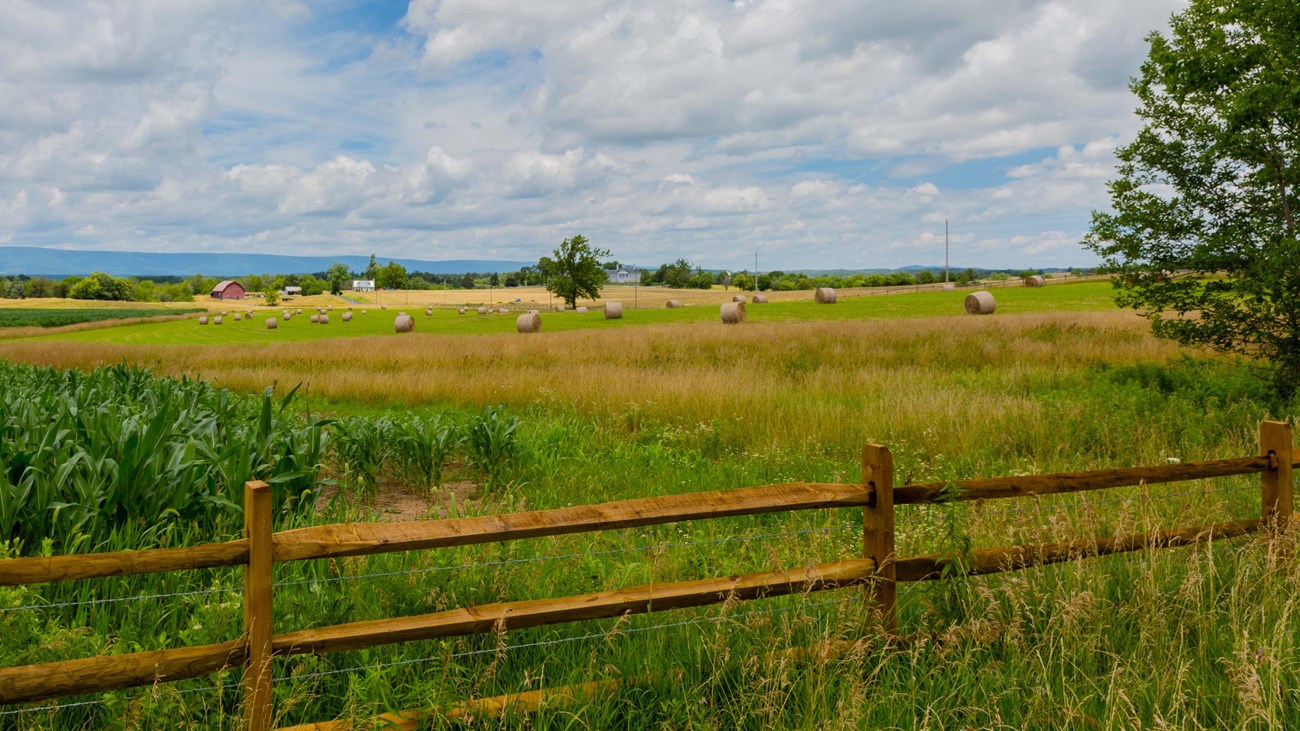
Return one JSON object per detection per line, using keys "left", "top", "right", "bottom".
{"left": 539, "top": 234, "right": 610, "bottom": 308}
{"left": 244, "top": 274, "right": 266, "bottom": 294}
{"left": 731, "top": 272, "right": 753, "bottom": 291}
{"left": 489, "top": 272, "right": 500, "bottom": 286}
{"left": 326, "top": 262, "right": 350, "bottom": 295}
{"left": 299, "top": 275, "right": 327, "bottom": 296}
{"left": 460, "top": 273, "right": 475, "bottom": 289}
{"left": 69, "top": 272, "right": 131, "bottom": 301}
{"left": 25, "top": 277, "right": 51, "bottom": 298}
{"left": 264, "top": 289, "right": 280, "bottom": 306}
{"left": 1, "top": 278, "right": 22, "bottom": 299}
{"left": 376, "top": 261, "right": 408, "bottom": 290}
{"left": 131, "top": 280, "right": 158, "bottom": 302}
{"left": 364, "top": 254, "right": 379, "bottom": 280}
{"left": 658, "top": 259, "right": 693, "bottom": 289}
{"left": 1084, "top": 0, "right": 1300, "bottom": 393}
{"left": 688, "top": 269, "right": 714, "bottom": 289}
{"left": 757, "top": 274, "right": 773, "bottom": 291}
{"left": 916, "top": 270, "right": 938, "bottom": 285}
{"left": 504, "top": 272, "right": 521, "bottom": 287}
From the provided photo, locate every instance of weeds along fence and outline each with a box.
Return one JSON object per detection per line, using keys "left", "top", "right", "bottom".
{"left": 0, "top": 421, "right": 1292, "bottom": 730}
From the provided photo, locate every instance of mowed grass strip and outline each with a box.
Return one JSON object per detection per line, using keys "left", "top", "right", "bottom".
{"left": 25, "top": 280, "right": 1118, "bottom": 346}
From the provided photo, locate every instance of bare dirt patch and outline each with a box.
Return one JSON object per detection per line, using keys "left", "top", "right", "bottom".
{"left": 315, "top": 479, "right": 484, "bottom": 521}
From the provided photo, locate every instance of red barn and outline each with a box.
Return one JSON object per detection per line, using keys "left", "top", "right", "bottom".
{"left": 211, "top": 280, "right": 246, "bottom": 300}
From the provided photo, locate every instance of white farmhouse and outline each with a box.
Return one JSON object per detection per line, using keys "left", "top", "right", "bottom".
{"left": 353, "top": 279, "right": 376, "bottom": 292}
{"left": 604, "top": 267, "right": 641, "bottom": 284}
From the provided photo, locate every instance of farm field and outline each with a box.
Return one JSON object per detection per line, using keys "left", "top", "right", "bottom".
{"left": 17, "top": 279, "right": 1118, "bottom": 346}
{"left": 0, "top": 281, "right": 1297, "bottom": 729}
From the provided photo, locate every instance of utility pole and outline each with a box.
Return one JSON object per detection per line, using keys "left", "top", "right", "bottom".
{"left": 633, "top": 266, "right": 638, "bottom": 310}
{"left": 944, "top": 219, "right": 950, "bottom": 284}
{"left": 754, "top": 252, "right": 759, "bottom": 292}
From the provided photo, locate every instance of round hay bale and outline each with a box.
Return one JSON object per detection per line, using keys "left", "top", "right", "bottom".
{"left": 604, "top": 302, "right": 623, "bottom": 319}
{"left": 233, "top": 313, "right": 242, "bottom": 321}
{"left": 751, "top": 294, "right": 769, "bottom": 304}
{"left": 295, "top": 309, "right": 302, "bottom": 315}
{"left": 283, "top": 312, "right": 291, "bottom": 320}
{"left": 318, "top": 314, "right": 330, "bottom": 324}
{"left": 361, "top": 309, "right": 367, "bottom": 314}
{"left": 814, "top": 287, "right": 837, "bottom": 304}
{"left": 1025, "top": 275, "right": 1045, "bottom": 288}
{"left": 516, "top": 313, "right": 541, "bottom": 333}
{"left": 477, "top": 306, "right": 488, "bottom": 315}
{"left": 380, "top": 304, "right": 387, "bottom": 310}
{"left": 310, "top": 314, "right": 319, "bottom": 323}
{"left": 498, "top": 308, "right": 509, "bottom": 314}
{"left": 394, "top": 314, "right": 414, "bottom": 333}
{"left": 342, "top": 311, "right": 353, "bottom": 322}
{"left": 458, "top": 307, "right": 467, "bottom": 315}
{"left": 964, "top": 291, "right": 996, "bottom": 315}
{"left": 328, "top": 305, "right": 333, "bottom": 311}
{"left": 266, "top": 318, "right": 278, "bottom": 330}
{"left": 732, "top": 295, "right": 746, "bottom": 303}
{"left": 576, "top": 306, "right": 588, "bottom": 313}
{"left": 199, "top": 316, "right": 209, "bottom": 325}
{"left": 425, "top": 308, "right": 433, "bottom": 316}
{"left": 721, "top": 302, "right": 746, "bottom": 324}
{"left": 665, "top": 299, "right": 682, "bottom": 309}
{"left": 213, "top": 316, "right": 223, "bottom": 325}
{"left": 942, "top": 283, "right": 955, "bottom": 291}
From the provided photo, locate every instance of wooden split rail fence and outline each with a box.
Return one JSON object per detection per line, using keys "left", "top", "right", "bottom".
{"left": 0, "top": 422, "right": 1293, "bottom": 730}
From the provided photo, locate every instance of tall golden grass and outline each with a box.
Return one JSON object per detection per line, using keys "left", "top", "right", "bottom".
{"left": 0, "top": 309, "right": 1215, "bottom": 471}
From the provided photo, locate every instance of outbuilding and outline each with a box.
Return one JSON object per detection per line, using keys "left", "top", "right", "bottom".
{"left": 211, "top": 280, "right": 246, "bottom": 301}
{"left": 353, "top": 279, "right": 376, "bottom": 292}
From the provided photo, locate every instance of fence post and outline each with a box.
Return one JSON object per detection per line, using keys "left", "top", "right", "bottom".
{"left": 1260, "top": 420, "right": 1293, "bottom": 530}
{"left": 862, "top": 444, "right": 896, "bottom": 635}
{"left": 244, "top": 480, "right": 274, "bottom": 731}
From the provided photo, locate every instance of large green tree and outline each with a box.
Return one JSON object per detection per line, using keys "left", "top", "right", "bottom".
{"left": 1084, "top": 0, "right": 1300, "bottom": 392}
{"left": 540, "top": 235, "right": 610, "bottom": 308}
{"left": 326, "top": 262, "right": 351, "bottom": 295}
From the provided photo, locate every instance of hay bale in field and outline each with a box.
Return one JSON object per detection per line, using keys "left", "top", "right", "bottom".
{"left": 361, "top": 309, "right": 367, "bottom": 315}
{"left": 604, "top": 301, "right": 623, "bottom": 319}
{"left": 394, "top": 314, "right": 414, "bottom": 333}
{"left": 319, "top": 314, "right": 330, "bottom": 324}
{"left": 516, "top": 312, "right": 541, "bottom": 333}
{"left": 498, "top": 308, "right": 509, "bottom": 314}
{"left": 477, "top": 306, "right": 488, "bottom": 315}
{"left": 964, "top": 291, "right": 996, "bottom": 315}
{"left": 458, "top": 307, "right": 466, "bottom": 315}
{"left": 295, "top": 309, "right": 302, "bottom": 315}
{"left": 310, "top": 314, "right": 319, "bottom": 323}
{"left": 576, "top": 306, "right": 588, "bottom": 313}
{"left": 721, "top": 302, "right": 746, "bottom": 324}
{"left": 1025, "top": 275, "right": 1045, "bottom": 288}
{"left": 266, "top": 318, "right": 278, "bottom": 330}
{"left": 342, "top": 311, "right": 353, "bottom": 322}
{"left": 425, "top": 308, "right": 433, "bottom": 316}
{"left": 213, "top": 316, "right": 223, "bottom": 325}
{"left": 942, "top": 283, "right": 955, "bottom": 291}
{"left": 380, "top": 304, "right": 387, "bottom": 310}
{"left": 328, "top": 305, "right": 333, "bottom": 311}
{"left": 283, "top": 312, "right": 291, "bottom": 321}
{"left": 232, "top": 313, "right": 241, "bottom": 321}
{"left": 199, "top": 316, "right": 209, "bottom": 325}
{"left": 665, "top": 299, "right": 682, "bottom": 308}
{"left": 751, "top": 294, "right": 769, "bottom": 304}
{"left": 732, "top": 295, "right": 746, "bottom": 303}
{"left": 814, "top": 287, "right": 837, "bottom": 304}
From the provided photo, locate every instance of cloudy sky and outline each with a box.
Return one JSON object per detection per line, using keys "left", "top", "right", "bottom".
{"left": 0, "top": 0, "right": 1185, "bottom": 270}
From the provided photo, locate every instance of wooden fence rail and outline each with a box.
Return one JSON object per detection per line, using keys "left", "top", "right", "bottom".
{"left": 0, "top": 422, "right": 1292, "bottom": 731}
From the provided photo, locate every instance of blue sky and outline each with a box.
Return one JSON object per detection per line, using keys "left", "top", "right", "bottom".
{"left": 0, "top": 0, "right": 1186, "bottom": 270}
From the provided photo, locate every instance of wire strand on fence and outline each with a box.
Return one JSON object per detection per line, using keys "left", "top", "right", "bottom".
{"left": 0, "top": 586, "right": 236, "bottom": 615}
{"left": 0, "top": 681, "right": 239, "bottom": 718}
{"left": 278, "top": 595, "right": 858, "bottom": 685}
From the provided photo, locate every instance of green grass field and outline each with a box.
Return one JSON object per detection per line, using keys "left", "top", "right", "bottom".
{"left": 0, "top": 307, "right": 203, "bottom": 328}
{"left": 3, "top": 278, "right": 1298, "bottom": 730}
{"left": 26, "top": 281, "right": 1119, "bottom": 345}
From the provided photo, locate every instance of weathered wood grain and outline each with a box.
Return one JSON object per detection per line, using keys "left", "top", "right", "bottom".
{"left": 862, "top": 444, "right": 895, "bottom": 634}
{"left": 272, "top": 482, "right": 869, "bottom": 563}
{"left": 0, "top": 540, "right": 249, "bottom": 587}
{"left": 244, "top": 481, "right": 274, "bottom": 731}
{"left": 895, "top": 518, "right": 1260, "bottom": 582}
{"left": 273, "top": 558, "right": 876, "bottom": 656}
{"left": 894, "top": 456, "right": 1268, "bottom": 505}
{"left": 0, "top": 640, "right": 246, "bottom": 705}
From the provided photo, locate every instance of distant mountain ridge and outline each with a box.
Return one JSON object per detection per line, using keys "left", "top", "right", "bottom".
{"left": 0, "top": 247, "right": 534, "bottom": 278}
